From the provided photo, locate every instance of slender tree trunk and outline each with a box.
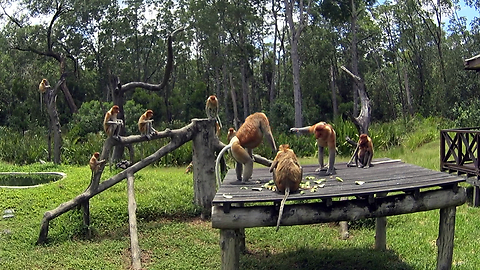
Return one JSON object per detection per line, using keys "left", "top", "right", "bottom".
{"left": 240, "top": 59, "right": 249, "bottom": 119}
{"left": 284, "top": 0, "right": 309, "bottom": 127}
{"left": 44, "top": 76, "right": 66, "bottom": 164}
{"left": 229, "top": 73, "right": 240, "bottom": 130}
{"left": 403, "top": 67, "right": 413, "bottom": 116}
{"left": 330, "top": 65, "right": 338, "bottom": 119}
{"left": 351, "top": 0, "right": 359, "bottom": 117}
{"left": 270, "top": 0, "right": 278, "bottom": 106}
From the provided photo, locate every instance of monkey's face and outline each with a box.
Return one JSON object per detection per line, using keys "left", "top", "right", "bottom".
{"left": 146, "top": 111, "right": 153, "bottom": 119}
{"left": 208, "top": 96, "right": 218, "bottom": 105}
{"left": 94, "top": 152, "right": 100, "bottom": 158}
{"left": 112, "top": 106, "right": 120, "bottom": 114}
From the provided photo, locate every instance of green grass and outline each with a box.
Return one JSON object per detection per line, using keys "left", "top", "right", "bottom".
{"left": 1, "top": 141, "right": 479, "bottom": 269}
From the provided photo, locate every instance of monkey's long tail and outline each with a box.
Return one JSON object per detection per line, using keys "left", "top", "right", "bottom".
{"left": 276, "top": 187, "right": 290, "bottom": 232}
{"left": 215, "top": 144, "right": 232, "bottom": 188}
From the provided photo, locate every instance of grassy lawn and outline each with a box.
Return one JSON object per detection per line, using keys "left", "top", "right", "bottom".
{"left": 1, "top": 140, "right": 479, "bottom": 269}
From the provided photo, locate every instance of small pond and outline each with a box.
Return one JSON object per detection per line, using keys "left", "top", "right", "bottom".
{"left": 0, "top": 172, "right": 66, "bottom": 188}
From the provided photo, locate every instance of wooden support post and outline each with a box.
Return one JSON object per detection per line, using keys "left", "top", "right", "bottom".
{"left": 473, "top": 185, "right": 480, "bottom": 207}
{"left": 436, "top": 206, "right": 456, "bottom": 270}
{"left": 375, "top": 217, "right": 387, "bottom": 250}
{"left": 339, "top": 197, "right": 349, "bottom": 240}
{"left": 375, "top": 192, "right": 387, "bottom": 250}
{"left": 220, "top": 229, "right": 239, "bottom": 270}
{"left": 127, "top": 173, "right": 141, "bottom": 270}
{"left": 81, "top": 200, "right": 91, "bottom": 238}
{"left": 192, "top": 119, "right": 217, "bottom": 219}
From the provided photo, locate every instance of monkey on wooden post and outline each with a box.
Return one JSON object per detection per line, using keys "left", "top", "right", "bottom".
{"left": 89, "top": 152, "right": 105, "bottom": 178}
{"left": 103, "top": 105, "right": 123, "bottom": 139}
{"left": 215, "top": 112, "right": 277, "bottom": 187}
{"left": 290, "top": 122, "right": 336, "bottom": 175}
{"left": 138, "top": 109, "right": 157, "bottom": 139}
{"left": 347, "top": 134, "right": 374, "bottom": 168}
{"left": 270, "top": 144, "right": 302, "bottom": 231}
{"left": 205, "top": 95, "right": 222, "bottom": 136}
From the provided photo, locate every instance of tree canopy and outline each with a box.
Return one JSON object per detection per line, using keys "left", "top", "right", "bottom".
{"left": 0, "top": 0, "right": 479, "bottom": 134}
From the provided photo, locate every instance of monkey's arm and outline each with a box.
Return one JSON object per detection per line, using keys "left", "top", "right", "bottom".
{"left": 290, "top": 126, "right": 312, "bottom": 135}
{"left": 347, "top": 145, "right": 359, "bottom": 167}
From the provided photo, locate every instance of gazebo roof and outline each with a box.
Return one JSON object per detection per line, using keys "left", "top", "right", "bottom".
{"left": 464, "top": 54, "right": 480, "bottom": 70}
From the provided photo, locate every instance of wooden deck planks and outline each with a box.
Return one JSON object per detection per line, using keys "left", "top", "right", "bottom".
{"left": 213, "top": 159, "right": 466, "bottom": 204}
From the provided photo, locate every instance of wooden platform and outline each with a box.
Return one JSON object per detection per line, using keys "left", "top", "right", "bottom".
{"left": 213, "top": 158, "right": 465, "bottom": 206}
{"left": 211, "top": 158, "right": 467, "bottom": 270}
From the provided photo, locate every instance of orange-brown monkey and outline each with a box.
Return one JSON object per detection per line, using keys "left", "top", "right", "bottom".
{"left": 103, "top": 105, "right": 123, "bottom": 138}
{"left": 215, "top": 112, "right": 277, "bottom": 186}
{"left": 89, "top": 152, "right": 105, "bottom": 177}
{"left": 138, "top": 109, "right": 157, "bottom": 138}
{"left": 38, "top": 79, "right": 50, "bottom": 109}
{"left": 290, "top": 122, "right": 336, "bottom": 175}
{"left": 206, "top": 95, "right": 222, "bottom": 130}
{"left": 38, "top": 79, "right": 50, "bottom": 93}
{"left": 226, "top": 127, "right": 236, "bottom": 143}
{"left": 270, "top": 144, "right": 302, "bottom": 231}
{"left": 356, "top": 134, "right": 374, "bottom": 168}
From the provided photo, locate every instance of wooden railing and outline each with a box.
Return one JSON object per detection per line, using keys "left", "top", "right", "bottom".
{"left": 440, "top": 127, "right": 480, "bottom": 206}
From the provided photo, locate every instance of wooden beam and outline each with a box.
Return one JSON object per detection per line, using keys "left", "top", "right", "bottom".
{"left": 464, "top": 54, "right": 480, "bottom": 70}
{"left": 212, "top": 188, "right": 466, "bottom": 229}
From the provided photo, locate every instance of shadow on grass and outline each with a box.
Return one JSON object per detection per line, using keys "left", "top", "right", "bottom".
{"left": 241, "top": 246, "right": 414, "bottom": 270}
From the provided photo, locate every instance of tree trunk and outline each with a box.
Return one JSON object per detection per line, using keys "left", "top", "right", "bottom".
{"left": 341, "top": 66, "right": 371, "bottom": 135}
{"left": 284, "top": 0, "right": 308, "bottom": 127}
{"left": 44, "top": 76, "right": 66, "bottom": 164}
{"left": 330, "top": 65, "right": 338, "bottom": 119}
{"left": 229, "top": 73, "right": 240, "bottom": 130}
{"left": 351, "top": 0, "right": 359, "bottom": 117}
{"left": 403, "top": 67, "right": 413, "bottom": 115}
{"left": 240, "top": 59, "right": 249, "bottom": 119}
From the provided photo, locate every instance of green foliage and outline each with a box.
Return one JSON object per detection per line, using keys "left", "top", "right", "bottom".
{"left": 122, "top": 100, "right": 147, "bottom": 135}
{"left": 62, "top": 132, "right": 105, "bottom": 165}
{"left": 67, "top": 100, "right": 109, "bottom": 139}
{"left": 0, "top": 126, "right": 48, "bottom": 164}
{"left": 449, "top": 99, "right": 480, "bottom": 128}
{"left": 269, "top": 100, "right": 295, "bottom": 133}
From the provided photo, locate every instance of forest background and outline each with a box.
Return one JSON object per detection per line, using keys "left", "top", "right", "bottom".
{"left": 0, "top": 0, "right": 479, "bottom": 165}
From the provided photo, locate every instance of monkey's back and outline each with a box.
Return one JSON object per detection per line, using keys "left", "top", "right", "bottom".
{"left": 236, "top": 113, "right": 269, "bottom": 149}
{"left": 273, "top": 157, "right": 302, "bottom": 193}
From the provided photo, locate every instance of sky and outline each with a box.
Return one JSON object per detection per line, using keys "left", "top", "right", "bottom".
{"left": 458, "top": 0, "right": 478, "bottom": 27}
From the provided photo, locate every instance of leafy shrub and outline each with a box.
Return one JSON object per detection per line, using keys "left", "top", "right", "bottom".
{"left": 448, "top": 99, "right": 480, "bottom": 128}
{"left": 0, "top": 126, "right": 48, "bottom": 164}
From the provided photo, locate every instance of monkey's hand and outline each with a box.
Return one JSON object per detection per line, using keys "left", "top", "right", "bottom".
{"left": 289, "top": 128, "right": 298, "bottom": 133}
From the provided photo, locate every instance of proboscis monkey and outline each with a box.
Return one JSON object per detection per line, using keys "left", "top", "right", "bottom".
{"left": 347, "top": 134, "right": 374, "bottom": 168}
{"left": 205, "top": 95, "right": 222, "bottom": 131}
{"left": 38, "top": 79, "right": 50, "bottom": 109}
{"left": 290, "top": 122, "right": 336, "bottom": 175}
{"left": 89, "top": 152, "right": 105, "bottom": 177}
{"left": 38, "top": 79, "right": 50, "bottom": 93}
{"left": 270, "top": 144, "right": 302, "bottom": 231}
{"left": 138, "top": 109, "right": 157, "bottom": 138}
{"left": 226, "top": 127, "right": 236, "bottom": 143}
{"left": 185, "top": 162, "right": 193, "bottom": 174}
{"left": 215, "top": 112, "right": 277, "bottom": 187}
{"left": 103, "top": 105, "right": 123, "bottom": 138}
